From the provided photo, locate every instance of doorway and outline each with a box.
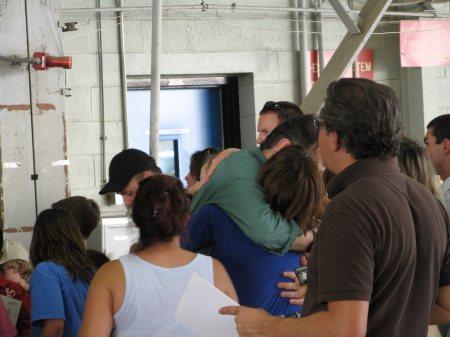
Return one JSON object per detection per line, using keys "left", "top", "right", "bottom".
{"left": 126, "top": 76, "right": 241, "bottom": 183}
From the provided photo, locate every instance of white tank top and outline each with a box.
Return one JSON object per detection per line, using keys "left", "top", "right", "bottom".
{"left": 112, "top": 253, "right": 214, "bottom": 337}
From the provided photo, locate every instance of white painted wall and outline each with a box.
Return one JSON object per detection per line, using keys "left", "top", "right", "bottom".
{"left": 60, "top": 0, "right": 413, "bottom": 211}
{"left": 0, "top": 0, "right": 68, "bottom": 248}
{"left": 1, "top": 0, "right": 449, "bottom": 226}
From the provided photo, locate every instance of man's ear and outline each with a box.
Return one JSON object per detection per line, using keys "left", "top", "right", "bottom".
{"left": 443, "top": 138, "right": 450, "bottom": 155}
{"left": 329, "top": 130, "right": 341, "bottom": 153}
{"left": 273, "top": 138, "right": 291, "bottom": 153}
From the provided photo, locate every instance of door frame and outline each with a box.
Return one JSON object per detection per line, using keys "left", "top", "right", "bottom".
{"left": 127, "top": 75, "right": 241, "bottom": 148}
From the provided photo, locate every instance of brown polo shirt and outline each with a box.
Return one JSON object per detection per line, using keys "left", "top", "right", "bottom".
{"left": 302, "top": 157, "right": 450, "bottom": 337}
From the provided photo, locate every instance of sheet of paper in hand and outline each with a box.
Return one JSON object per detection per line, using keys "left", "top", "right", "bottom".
{"left": 1, "top": 295, "right": 22, "bottom": 326}
{"left": 175, "top": 272, "right": 239, "bottom": 337}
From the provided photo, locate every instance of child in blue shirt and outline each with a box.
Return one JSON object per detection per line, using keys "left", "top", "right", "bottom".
{"left": 30, "top": 209, "right": 94, "bottom": 337}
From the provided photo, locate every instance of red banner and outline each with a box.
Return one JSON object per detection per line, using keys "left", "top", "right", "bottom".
{"left": 309, "top": 49, "right": 374, "bottom": 88}
{"left": 400, "top": 20, "right": 450, "bottom": 67}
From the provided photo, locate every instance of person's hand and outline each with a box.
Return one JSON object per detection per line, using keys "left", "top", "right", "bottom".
{"left": 219, "top": 306, "right": 280, "bottom": 337}
{"left": 206, "top": 148, "right": 240, "bottom": 179}
{"left": 300, "top": 254, "right": 308, "bottom": 266}
{"left": 290, "top": 230, "right": 314, "bottom": 251}
{"left": 278, "top": 271, "right": 307, "bottom": 305}
{"left": 278, "top": 255, "right": 308, "bottom": 305}
{"left": 185, "top": 180, "right": 205, "bottom": 196}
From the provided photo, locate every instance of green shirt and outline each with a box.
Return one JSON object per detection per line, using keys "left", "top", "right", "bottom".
{"left": 190, "top": 147, "right": 301, "bottom": 254}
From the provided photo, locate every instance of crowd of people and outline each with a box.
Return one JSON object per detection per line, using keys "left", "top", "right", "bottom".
{"left": 0, "top": 78, "right": 449, "bottom": 337}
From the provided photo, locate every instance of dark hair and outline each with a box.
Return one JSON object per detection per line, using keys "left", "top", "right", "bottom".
{"left": 86, "top": 249, "right": 110, "bottom": 270}
{"left": 189, "top": 147, "right": 219, "bottom": 181}
{"left": 320, "top": 78, "right": 401, "bottom": 160}
{"left": 260, "top": 101, "right": 303, "bottom": 122}
{"left": 132, "top": 175, "right": 190, "bottom": 248}
{"left": 398, "top": 136, "right": 439, "bottom": 197}
{"left": 259, "top": 145, "right": 324, "bottom": 231}
{"left": 260, "top": 115, "right": 318, "bottom": 151}
{"left": 30, "top": 208, "right": 94, "bottom": 282}
{"left": 150, "top": 166, "right": 163, "bottom": 175}
{"left": 202, "top": 154, "right": 218, "bottom": 174}
{"left": 52, "top": 196, "right": 100, "bottom": 239}
{"left": 427, "top": 114, "right": 450, "bottom": 144}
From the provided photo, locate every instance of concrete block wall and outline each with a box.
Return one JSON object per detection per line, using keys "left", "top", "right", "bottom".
{"left": 399, "top": 0, "right": 450, "bottom": 141}
{"left": 0, "top": 0, "right": 68, "bottom": 249}
{"left": 61, "top": 0, "right": 310, "bottom": 210}
{"left": 0, "top": 0, "right": 447, "bottom": 248}
{"left": 437, "top": 67, "right": 450, "bottom": 115}
{"left": 62, "top": 5, "right": 125, "bottom": 211}
{"left": 60, "top": 0, "right": 445, "bottom": 212}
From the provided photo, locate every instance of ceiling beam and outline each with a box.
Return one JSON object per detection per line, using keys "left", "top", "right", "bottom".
{"left": 300, "top": 0, "right": 393, "bottom": 114}
{"left": 328, "top": 0, "right": 361, "bottom": 34}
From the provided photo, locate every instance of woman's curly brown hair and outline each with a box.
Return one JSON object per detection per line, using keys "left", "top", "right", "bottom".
{"left": 132, "top": 175, "right": 190, "bottom": 248}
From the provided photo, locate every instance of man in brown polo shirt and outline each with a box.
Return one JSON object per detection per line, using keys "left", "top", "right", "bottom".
{"left": 221, "top": 78, "right": 450, "bottom": 337}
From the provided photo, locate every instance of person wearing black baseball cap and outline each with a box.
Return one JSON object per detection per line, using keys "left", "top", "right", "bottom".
{"left": 99, "top": 149, "right": 161, "bottom": 207}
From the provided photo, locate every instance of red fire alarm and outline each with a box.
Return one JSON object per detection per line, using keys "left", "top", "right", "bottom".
{"left": 33, "top": 52, "right": 72, "bottom": 71}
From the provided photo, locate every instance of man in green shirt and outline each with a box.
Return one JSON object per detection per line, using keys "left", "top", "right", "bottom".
{"left": 190, "top": 115, "right": 319, "bottom": 254}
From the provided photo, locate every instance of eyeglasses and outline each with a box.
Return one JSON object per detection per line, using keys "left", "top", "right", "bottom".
{"left": 262, "top": 101, "right": 289, "bottom": 120}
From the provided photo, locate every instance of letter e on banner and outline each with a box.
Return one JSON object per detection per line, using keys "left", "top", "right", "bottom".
{"left": 355, "top": 49, "right": 374, "bottom": 79}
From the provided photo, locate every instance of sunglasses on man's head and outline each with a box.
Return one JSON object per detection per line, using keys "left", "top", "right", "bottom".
{"left": 313, "top": 116, "right": 326, "bottom": 129}
{"left": 263, "top": 101, "right": 289, "bottom": 120}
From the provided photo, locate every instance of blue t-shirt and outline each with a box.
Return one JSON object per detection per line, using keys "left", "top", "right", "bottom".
{"left": 30, "top": 261, "right": 89, "bottom": 337}
{"left": 182, "top": 204, "right": 302, "bottom": 316}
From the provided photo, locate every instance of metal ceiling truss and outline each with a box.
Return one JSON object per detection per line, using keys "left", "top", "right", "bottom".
{"left": 301, "top": 0, "right": 394, "bottom": 114}
{"left": 328, "top": 0, "right": 361, "bottom": 35}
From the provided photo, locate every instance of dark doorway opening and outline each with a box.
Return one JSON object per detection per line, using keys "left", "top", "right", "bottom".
{"left": 126, "top": 76, "right": 241, "bottom": 182}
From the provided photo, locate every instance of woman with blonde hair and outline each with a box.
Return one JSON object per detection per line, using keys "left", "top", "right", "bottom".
{"left": 398, "top": 136, "right": 440, "bottom": 198}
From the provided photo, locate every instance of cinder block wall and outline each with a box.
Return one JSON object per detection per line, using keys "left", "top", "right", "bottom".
{"left": 62, "top": 0, "right": 312, "bottom": 210}
{"left": 60, "top": 0, "right": 443, "bottom": 212}
{"left": 1, "top": 1, "right": 449, "bottom": 248}
{"left": 437, "top": 67, "right": 450, "bottom": 115}
{"left": 0, "top": 0, "right": 68, "bottom": 248}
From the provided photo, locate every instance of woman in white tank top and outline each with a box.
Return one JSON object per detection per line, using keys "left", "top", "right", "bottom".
{"left": 78, "top": 175, "right": 237, "bottom": 337}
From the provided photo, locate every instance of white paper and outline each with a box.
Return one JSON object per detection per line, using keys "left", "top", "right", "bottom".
{"left": 1, "top": 295, "right": 22, "bottom": 327}
{"left": 175, "top": 272, "right": 239, "bottom": 337}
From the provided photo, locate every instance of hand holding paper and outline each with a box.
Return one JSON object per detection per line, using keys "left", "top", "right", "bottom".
{"left": 219, "top": 305, "right": 281, "bottom": 337}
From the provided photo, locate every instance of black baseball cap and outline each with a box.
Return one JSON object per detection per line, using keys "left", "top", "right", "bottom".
{"left": 99, "top": 149, "right": 157, "bottom": 195}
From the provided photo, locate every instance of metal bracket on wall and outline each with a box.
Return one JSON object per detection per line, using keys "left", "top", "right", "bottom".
{"left": 59, "top": 88, "right": 72, "bottom": 97}
{"left": 58, "top": 21, "right": 78, "bottom": 32}
{"left": 201, "top": 0, "right": 210, "bottom": 11}
{"left": 328, "top": 0, "right": 361, "bottom": 35}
